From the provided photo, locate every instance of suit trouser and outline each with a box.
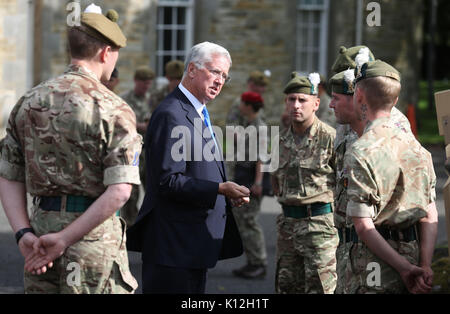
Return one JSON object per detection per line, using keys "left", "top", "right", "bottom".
{"left": 142, "top": 262, "right": 207, "bottom": 294}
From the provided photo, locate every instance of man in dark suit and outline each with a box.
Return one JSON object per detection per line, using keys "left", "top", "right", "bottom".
{"left": 127, "top": 42, "right": 251, "bottom": 294}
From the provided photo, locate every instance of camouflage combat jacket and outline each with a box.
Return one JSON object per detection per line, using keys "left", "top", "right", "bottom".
{"left": 334, "top": 107, "right": 414, "bottom": 229}
{"left": 120, "top": 89, "right": 151, "bottom": 135}
{"left": 234, "top": 116, "right": 268, "bottom": 169}
{"left": 150, "top": 84, "right": 170, "bottom": 113}
{"left": 344, "top": 117, "right": 436, "bottom": 229}
{"left": 273, "top": 117, "right": 336, "bottom": 206}
{"left": 0, "top": 65, "right": 142, "bottom": 198}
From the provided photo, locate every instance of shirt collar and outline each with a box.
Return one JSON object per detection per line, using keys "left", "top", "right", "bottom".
{"left": 283, "top": 116, "right": 318, "bottom": 143}
{"left": 364, "top": 117, "right": 391, "bottom": 134}
{"left": 178, "top": 83, "right": 205, "bottom": 120}
{"left": 66, "top": 64, "right": 100, "bottom": 83}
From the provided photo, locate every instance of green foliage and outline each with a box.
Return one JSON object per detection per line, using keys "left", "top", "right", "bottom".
{"left": 416, "top": 80, "right": 450, "bottom": 145}
{"left": 432, "top": 257, "right": 450, "bottom": 293}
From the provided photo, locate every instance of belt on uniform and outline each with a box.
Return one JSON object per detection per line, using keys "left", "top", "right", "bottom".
{"left": 282, "top": 203, "right": 332, "bottom": 219}
{"left": 338, "top": 225, "right": 418, "bottom": 244}
{"left": 37, "top": 195, "right": 96, "bottom": 213}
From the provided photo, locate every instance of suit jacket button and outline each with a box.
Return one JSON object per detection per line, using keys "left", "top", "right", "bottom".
{"left": 222, "top": 214, "right": 227, "bottom": 219}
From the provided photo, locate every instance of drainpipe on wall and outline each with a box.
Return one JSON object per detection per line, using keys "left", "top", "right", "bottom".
{"left": 355, "top": 0, "right": 363, "bottom": 45}
{"left": 27, "top": 0, "right": 34, "bottom": 90}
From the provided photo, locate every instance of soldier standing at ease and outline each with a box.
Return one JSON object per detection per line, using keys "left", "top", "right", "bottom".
{"left": 0, "top": 4, "right": 141, "bottom": 293}
{"left": 120, "top": 66, "right": 154, "bottom": 227}
{"left": 271, "top": 72, "right": 338, "bottom": 294}
{"left": 231, "top": 91, "right": 268, "bottom": 279}
{"left": 328, "top": 46, "right": 416, "bottom": 293}
{"left": 226, "top": 70, "right": 270, "bottom": 181}
{"left": 226, "top": 70, "right": 270, "bottom": 126}
{"left": 343, "top": 60, "right": 438, "bottom": 294}
{"left": 150, "top": 60, "right": 184, "bottom": 112}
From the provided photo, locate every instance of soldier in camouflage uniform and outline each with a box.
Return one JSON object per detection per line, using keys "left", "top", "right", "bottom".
{"left": 343, "top": 60, "right": 438, "bottom": 294}
{"left": 271, "top": 72, "right": 338, "bottom": 294}
{"left": 231, "top": 92, "right": 268, "bottom": 279}
{"left": 150, "top": 60, "right": 184, "bottom": 112}
{"left": 226, "top": 71, "right": 270, "bottom": 180}
{"left": 0, "top": 4, "right": 141, "bottom": 294}
{"left": 120, "top": 66, "right": 154, "bottom": 228}
{"left": 329, "top": 45, "right": 416, "bottom": 293}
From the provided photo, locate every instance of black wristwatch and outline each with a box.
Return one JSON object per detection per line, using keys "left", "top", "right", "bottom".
{"left": 15, "top": 227, "right": 35, "bottom": 244}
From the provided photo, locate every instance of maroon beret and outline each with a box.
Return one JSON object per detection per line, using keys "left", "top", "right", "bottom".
{"left": 241, "top": 91, "right": 264, "bottom": 104}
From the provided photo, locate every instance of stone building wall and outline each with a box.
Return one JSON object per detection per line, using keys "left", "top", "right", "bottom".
{"left": 35, "top": 0, "right": 156, "bottom": 94}
{"left": 328, "top": 0, "right": 424, "bottom": 112}
{"left": 0, "top": 0, "right": 32, "bottom": 137}
{"left": 1, "top": 0, "right": 425, "bottom": 134}
{"left": 194, "top": 0, "right": 296, "bottom": 127}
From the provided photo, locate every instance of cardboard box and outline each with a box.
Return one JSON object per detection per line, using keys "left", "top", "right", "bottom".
{"left": 436, "top": 90, "right": 450, "bottom": 257}
{"left": 442, "top": 178, "right": 450, "bottom": 257}
{"left": 435, "top": 90, "right": 450, "bottom": 136}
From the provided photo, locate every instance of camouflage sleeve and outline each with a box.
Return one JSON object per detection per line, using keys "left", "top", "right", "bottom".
{"left": 257, "top": 123, "right": 268, "bottom": 163}
{"left": 426, "top": 151, "right": 437, "bottom": 204}
{"left": 269, "top": 133, "right": 281, "bottom": 177}
{"left": 226, "top": 97, "right": 241, "bottom": 125}
{"left": 102, "top": 104, "right": 143, "bottom": 186}
{"left": 329, "top": 130, "right": 337, "bottom": 175}
{"left": 345, "top": 150, "right": 378, "bottom": 218}
{"left": 0, "top": 97, "right": 26, "bottom": 182}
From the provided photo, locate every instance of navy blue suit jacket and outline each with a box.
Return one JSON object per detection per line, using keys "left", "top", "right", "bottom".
{"left": 126, "top": 87, "right": 243, "bottom": 269}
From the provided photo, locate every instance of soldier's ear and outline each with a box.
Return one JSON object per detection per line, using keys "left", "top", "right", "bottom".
{"left": 354, "top": 86, "right": 363, "bottom": 105}
{"left": 315, "top": 96, "right": 320, "bottom": 110}
{"left": 99, "top": 46, "right": 111, "bottom": 63}
{"left": 392, "top": 96, "right": 399, "bottom": 107}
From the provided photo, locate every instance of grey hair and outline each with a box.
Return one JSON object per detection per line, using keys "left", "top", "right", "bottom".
{"left": 183, "top": 42, "right": 232, "bottom": 77}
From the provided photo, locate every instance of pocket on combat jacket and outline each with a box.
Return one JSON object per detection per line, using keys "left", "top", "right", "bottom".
{"left": 113, "top": 261, "right": 139, "bottom": 292}
{"left": 276, "top": 160, "right": 289, "bottom": 197}
{"left": 298, "top": 152, "right": 326, "bottom": 170}
{"left": 82, "top": 222, "right": 106, "bottom": 241}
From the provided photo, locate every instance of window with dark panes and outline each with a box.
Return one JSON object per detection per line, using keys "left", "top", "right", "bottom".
{"left": 296, "top": 0, "right": 329, "bottom": 75}
{"left": 156, "top": 0, "right": 194, "bottom": 77}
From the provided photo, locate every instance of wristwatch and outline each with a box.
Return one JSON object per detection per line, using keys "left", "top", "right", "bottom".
{"left": 15, "top": 227, "right": 35, "bottom": 244}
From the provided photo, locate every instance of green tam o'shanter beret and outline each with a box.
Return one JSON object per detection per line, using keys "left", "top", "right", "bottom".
{"left": 248, "top": 70, "right": 271, "bottom": 86}
{"left": 329, "top": 69, "right": 356, "bottom": 95}
{"left": 80, "top": 4, "right": 127, "bottom": 48}
{"left": 283, "top": 72, "right": 321, "bottom": 95}
{"left": 165, "top": 60, "right": 185, "bottom": 79}
{"left": 134, "top": 66, "right": 155, "bottom": 81}
{"left": 355, "top": 60, "right": 401, "bottom": 83}
{"left": 332, "top": 46, "right": 375, "bottom": 73}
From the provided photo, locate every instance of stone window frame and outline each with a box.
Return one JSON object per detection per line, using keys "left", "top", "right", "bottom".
{"left": 296, "top": 0, "right": 330, "bottom": 75}
{"left": 156, "top": 0, "right": 194, "bottom": 77}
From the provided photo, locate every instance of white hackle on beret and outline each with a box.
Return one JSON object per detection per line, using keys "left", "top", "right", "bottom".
{"left": 308, "top": 72, "right": 321, "bottom": 87}
{"left": 308, "top": 72, "right": 321, "bottom": 95}
{"left": 84, "top": 3, "right": 102, "bottom": 14}
{"left": 264, "top": 69, "right": 272, "bottom": 78}
{"left": 355, "top": 47, "right": 370, "bottom": 68}
{"left": 344, "top": 69, "right": 355, "bottom": 85}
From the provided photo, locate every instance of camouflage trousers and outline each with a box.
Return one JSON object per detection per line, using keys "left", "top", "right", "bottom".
{"left": 335, "top": 241, "right": 353, "bottom": 294}
{"left": 275, "top": 212, "right": 338, "bottom": 294}
{"left": 232, "top": 195, "right": 267, "bottom": 266}
{"left": 344, "top": 240, "right": 420, "bottom": 294}
{"left": 25, "top": 206, "right": 138, "bottom": 294}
